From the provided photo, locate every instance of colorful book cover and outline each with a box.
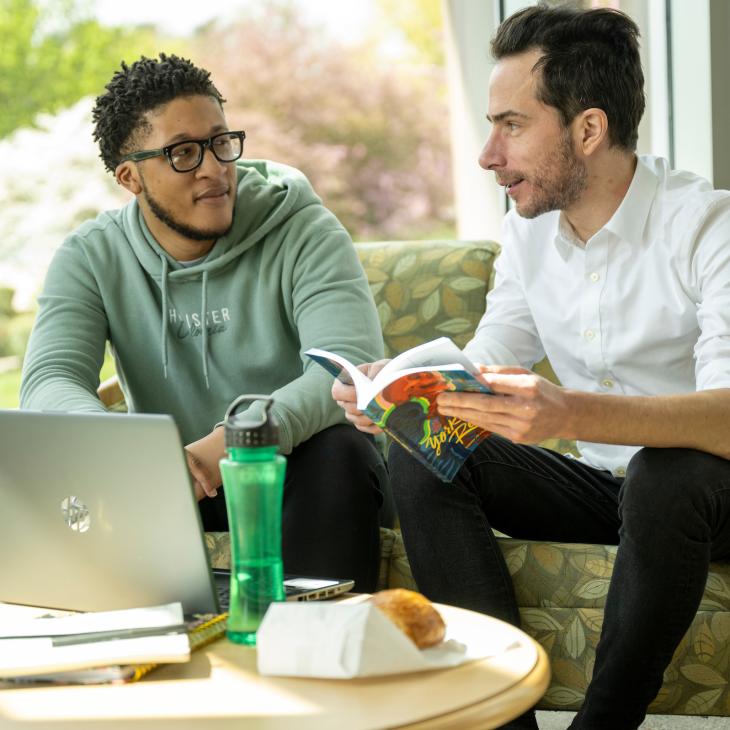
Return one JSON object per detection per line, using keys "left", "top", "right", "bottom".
{"left": 306, "top": 340, "right": 492, "bottom": 482}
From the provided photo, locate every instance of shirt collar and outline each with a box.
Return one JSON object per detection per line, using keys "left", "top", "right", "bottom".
{"left": 603, "top": 156, "right": 658, "bottom": 243}
{"left": 552, "top": 156, "right": 659, "bottom": 257}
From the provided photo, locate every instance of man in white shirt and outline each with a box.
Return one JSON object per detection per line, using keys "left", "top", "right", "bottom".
{"left": 333, "top": 5, "right": 730, "bottom": 730}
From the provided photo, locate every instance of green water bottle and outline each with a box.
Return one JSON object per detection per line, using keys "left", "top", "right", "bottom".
{"left": 220, "top": 394, "right": 286, "bottom": 645}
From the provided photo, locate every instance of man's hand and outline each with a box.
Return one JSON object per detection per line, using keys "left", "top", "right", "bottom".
{"left": 185, "top": 427, "right": 225, "bottom": 501}
{"left": 437, "top": 365, "right": 573, "bottom": 444}
{"left": 331, "top": 359, "right": 390, "bottom": 435}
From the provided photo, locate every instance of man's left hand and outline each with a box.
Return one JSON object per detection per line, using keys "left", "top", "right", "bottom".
{"left": 436, "top": 365, "right": 573, "bottom": 444}
{"left": 184, "top": 427, "right": 225, "bottom": 500}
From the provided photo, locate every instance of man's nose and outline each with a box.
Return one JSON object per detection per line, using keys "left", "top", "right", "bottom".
{"left": 478, "top": 129, "right": 505, "bottom": 171}
{"left": 197, "top": 146, "right": 228, "bottom": 176}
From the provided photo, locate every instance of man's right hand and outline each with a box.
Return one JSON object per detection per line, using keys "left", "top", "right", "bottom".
{"left": 332, "top": 359, "right": 389, "bottom": 435}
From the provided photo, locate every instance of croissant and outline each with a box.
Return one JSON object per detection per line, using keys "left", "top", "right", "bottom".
{"left": 370, "top": 588, "right": 446, "bottom": 649}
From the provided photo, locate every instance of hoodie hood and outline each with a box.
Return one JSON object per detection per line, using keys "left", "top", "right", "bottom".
{"left": 122, "top": 159, "right": 322, "bottom": 279}
{"left": 119, "top": 160, "right": 323, "bottom": 386}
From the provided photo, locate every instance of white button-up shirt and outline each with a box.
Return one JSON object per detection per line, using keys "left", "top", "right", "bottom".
{"left": 464, "top": 156, "right": 730, "bottom": 475}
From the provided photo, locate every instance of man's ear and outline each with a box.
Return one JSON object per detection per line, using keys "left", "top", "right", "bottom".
{"left": 115, "top": 162, "right": 143, "bottom": 196}
{"left": 574, "top": 108, "right": 608, "bottom": 157}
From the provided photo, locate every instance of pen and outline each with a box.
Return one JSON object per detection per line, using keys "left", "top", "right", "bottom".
{"left": 51, "top": 624, "right": 188, "bottom": 647}
{"left": 0, "top": 624, "right": 188, "bottom": 647}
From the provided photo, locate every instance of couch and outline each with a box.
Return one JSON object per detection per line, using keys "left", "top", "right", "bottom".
{"left": 100, "top": 239, "right": 730, "bottom": 717}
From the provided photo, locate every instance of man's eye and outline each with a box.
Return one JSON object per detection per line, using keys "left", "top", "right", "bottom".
{"left": 507, "top": 122, "right": 520, "bottom": 132}
{"left": 172, "top": 144, "right": 196, "bottom": 160}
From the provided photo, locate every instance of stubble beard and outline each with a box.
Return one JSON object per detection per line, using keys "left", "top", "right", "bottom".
{"left": 515, "top": 130, "right": 588, "bottom": 219}
{"left": 141, "top": 176, "right": 234, "bottom": 243}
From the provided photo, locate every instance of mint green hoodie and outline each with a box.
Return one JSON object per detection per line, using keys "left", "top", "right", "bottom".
{"left": 21, "top": 160, "right": 383, "bottom": 452}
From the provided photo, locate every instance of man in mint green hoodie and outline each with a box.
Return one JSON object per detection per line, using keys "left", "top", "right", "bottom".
{"left": 20, "top": 53, "right": 387, "bottom": 591}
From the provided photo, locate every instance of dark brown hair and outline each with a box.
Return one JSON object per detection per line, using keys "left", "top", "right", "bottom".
{"left": 492, "top": 4, "right": 645, "bottom": 151}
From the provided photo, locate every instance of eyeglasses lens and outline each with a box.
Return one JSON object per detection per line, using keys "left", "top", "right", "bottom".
{"left": 169, "top": 133, "right": 243, "bottom": 172}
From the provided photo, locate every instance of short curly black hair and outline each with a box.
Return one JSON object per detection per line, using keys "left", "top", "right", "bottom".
{"left": 92, "top": 53, "right": 226, "bottom": 173}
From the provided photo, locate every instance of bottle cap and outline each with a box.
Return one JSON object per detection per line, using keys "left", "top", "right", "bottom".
{"left": 223, "top": 394, "right": 280, "bottom": 448}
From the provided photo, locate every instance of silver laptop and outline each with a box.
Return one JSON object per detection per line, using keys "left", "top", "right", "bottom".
{"left": 0, "top": 410, "right": 353, "bottom": 614}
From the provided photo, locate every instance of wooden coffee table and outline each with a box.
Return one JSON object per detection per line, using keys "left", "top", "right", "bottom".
{"left": 0, "top": 602, "right": 549, "bottom": 729}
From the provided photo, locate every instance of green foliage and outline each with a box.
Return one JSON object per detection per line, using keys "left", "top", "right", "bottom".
{"left": 0, "top": 287, "right": 13, "bottom": 317}
{"left": 0, "top": 312, "right": 34, "bottom": 358}
{"left": 376, "top": 0, "right": 445, "bottom": 66}
{"left": 0, "top": 0, "right": 160, "bottom": 138}
{"left": 0, "top": 352, "right": 116, "bottom": 410}
{"left": 0, "top": 367, "right": 21, "bottom": 409}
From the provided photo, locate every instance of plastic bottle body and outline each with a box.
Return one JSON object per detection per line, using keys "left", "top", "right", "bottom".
{"left": 220, "top": 446, "right": 286, "bottom": 645}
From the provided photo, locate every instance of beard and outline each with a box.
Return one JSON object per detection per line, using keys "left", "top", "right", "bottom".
{"left": 507, "top": 129, "right": 588, "bottom": 219}
{"left": 140, "top": 176, "right": 234, "bottom": 243}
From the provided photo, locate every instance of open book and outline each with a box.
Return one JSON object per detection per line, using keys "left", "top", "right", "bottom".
{"left": 306, "top": 337, "right": 492, "bottom": 481}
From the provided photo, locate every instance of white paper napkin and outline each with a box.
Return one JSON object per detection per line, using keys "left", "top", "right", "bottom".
{"left": 256, "top": 602, "right": 521, "bottom": 678}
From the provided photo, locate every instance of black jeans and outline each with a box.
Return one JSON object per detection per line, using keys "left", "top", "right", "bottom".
{"left": 389, "top": 435, "right": 730, "bottom": 730}
{"left": 200, "top": 424, "right": 387, "bottom": 592}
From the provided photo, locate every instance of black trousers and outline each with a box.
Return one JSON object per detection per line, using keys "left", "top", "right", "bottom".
{"left": 199, "top": 424, "right": 387, "bottom": 592}
{"left": 389, "top": 435, "right": 730, "bottom": 730}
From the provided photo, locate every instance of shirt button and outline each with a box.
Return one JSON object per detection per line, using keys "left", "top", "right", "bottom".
{"left": 584, "top": 329, "right": 595, "bottom": 340}
{"left": 589, "top": 272, "right": 600, "bottom": 282}
{"left": 601, "top": 378, "right": 614, "bottom": 388}
{"left": 615, "top": 467, "right": 626, "bottom": 477}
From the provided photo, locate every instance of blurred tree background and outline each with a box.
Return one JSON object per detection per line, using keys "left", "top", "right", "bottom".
{"left": 0, "top": 0, "right": 454, "bottom": 407}
{"left": 0, "top": 0, "right": 161, "bottom": 138}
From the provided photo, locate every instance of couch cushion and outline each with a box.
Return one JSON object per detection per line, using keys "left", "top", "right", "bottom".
{"left": 500, "top": 538, "right": 730, "bottom": 611}
{"left": 355, "top": 240, "right": 500, "bottom": 357}
{"left": 526, "top": 606, "right": 730, "bottom": 714}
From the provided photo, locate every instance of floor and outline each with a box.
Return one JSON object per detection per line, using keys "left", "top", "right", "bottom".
{"left": 535, "top": 711, "right": 730, "bottom": 728}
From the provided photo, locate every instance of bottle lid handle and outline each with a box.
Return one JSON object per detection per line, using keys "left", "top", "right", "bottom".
{"left": 224, "top": 394, "right": 274, "bottom": 427}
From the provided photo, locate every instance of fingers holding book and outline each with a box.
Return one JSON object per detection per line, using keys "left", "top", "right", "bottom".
{"left": 331, "top": 360, "right": 390, "bottom": 435}
{"left": 437, "top": 368, "right": 571, "bottom": 445}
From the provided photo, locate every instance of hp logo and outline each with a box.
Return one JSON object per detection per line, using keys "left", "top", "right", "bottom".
{"left": 61, "top": 496, "right": 91, "bottom": 533}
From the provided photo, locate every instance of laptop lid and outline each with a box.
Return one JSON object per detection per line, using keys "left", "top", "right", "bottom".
{"left": 0, "top": 410, "right": 220, "bottom": 615}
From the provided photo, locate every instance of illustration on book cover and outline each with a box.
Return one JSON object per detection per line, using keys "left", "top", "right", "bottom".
{"left": 369, "top": 370, "right": 490, "bottom": 481}
{"left": 306, "top": 337, "right": 493, "bottom": 482}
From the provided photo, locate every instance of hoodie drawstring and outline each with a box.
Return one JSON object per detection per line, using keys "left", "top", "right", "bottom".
{"left": 158, "top": 255, "right": 210, "bottom": 389}
{"left": 160, "top": 255, "right": 169, "bottom": 379}
{"left": 201, "top": 269, "right": 210, "bottom": 390}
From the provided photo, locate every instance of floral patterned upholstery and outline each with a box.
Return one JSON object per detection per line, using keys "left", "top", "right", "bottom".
{"left": 354, "top": 240, "right": 501, "bottom": 357}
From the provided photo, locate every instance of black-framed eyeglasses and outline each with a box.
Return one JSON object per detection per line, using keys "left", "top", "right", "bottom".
{"left": 118, "top": 130, "right": 246, "bottom": 173}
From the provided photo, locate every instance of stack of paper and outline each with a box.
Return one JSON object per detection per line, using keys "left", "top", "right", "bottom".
{"left": 0, "top": 603, "right": 191, "bottom": 683}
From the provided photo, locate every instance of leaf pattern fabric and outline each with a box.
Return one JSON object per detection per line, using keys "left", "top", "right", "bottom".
{"left": 355, "top": 240, "right": 500, "bottom": 356}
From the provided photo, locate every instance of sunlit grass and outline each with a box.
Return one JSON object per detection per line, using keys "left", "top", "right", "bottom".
{"left": 0, "top": 368, "right": 21, "bottom": 409}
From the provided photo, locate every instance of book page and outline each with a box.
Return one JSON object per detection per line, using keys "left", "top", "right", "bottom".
{"left": 358, "top": 363, "right": 490, "bottom": 410}
{"left": 305, "top": 349, "right": 372, "bottom": 394}
{"left": 373, "top": 338, "right": 479, "bottom": 389}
